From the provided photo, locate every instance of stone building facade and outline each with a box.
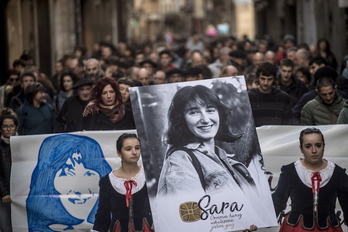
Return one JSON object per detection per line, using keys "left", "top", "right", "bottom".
{"left": 2, "top": 0, "right": 129, "bottom": 80}
{"left": 254, "top": 0, "right": 348, "bottom": 67}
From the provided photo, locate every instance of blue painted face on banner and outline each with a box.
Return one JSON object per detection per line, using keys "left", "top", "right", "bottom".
{"left": 54, "top": 152, "right": 100, "bottom": 221}
{"left": 26, "top": 134, "right": 112, "bottom": 232}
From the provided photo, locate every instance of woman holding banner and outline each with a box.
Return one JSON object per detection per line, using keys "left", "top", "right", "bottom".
{"left": 272, "top": 128, "right": 348, "bottom": 232}
{"left": 156, "top": 85, "right": 276, "bottom": 231}
{"left": 0, "top": 108, "right": 18, "bottom": 232}
{"left": 26, "top": 134, "right": 112, "bottom": 231}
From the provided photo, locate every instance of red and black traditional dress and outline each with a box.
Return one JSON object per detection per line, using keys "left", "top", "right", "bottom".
{"left": 92, "top": 167, "right": 153, "bottom": 232}
{"left": 272, "top": 160, "right": 348, "bottom": 232}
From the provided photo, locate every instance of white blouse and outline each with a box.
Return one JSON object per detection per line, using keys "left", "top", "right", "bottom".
{"left": 294, "top": 159, "right": 335, "bottom": 188}
{"left": 109, "top": 166, "right": 146, "bottom": 195}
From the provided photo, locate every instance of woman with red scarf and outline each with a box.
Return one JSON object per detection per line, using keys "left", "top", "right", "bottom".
{"left": 82, "top": 77, "right": 135, "bottom": 130}
{"left": 92, "top": 133, "right": 153, "bottom": 232}
{"left": 272, "top": 128, "right": 348, "bottom": 232}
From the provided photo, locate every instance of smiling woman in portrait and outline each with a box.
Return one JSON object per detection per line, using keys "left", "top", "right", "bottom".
{"left": 26, "top": 134, "right": 112, "bottom": 232}
{"left": 156, "top": 85, "right": 274, "bottom": 232}
{"left": 157, "top": 85, "right": 254, "bottom": 195}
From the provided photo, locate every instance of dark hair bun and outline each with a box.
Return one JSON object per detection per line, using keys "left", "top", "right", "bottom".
{"left": 0, "top": 108, "right": 17, "bottom": 118}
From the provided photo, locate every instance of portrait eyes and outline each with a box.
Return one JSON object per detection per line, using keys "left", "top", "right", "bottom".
{"left": 124, "top": 145, "right": 140, "bottom": 151}
{"left": 304, "top": 143, "right": 323, "bottom": 149}
{"left": 84, "top": 171, "right": 96, "bottom": 176}
{"left": 187, "top": 109, "right": 199, "bottom": 115}
{"left": 186, "top": 106, "right": 217, "bottom": 115}
{"left": 206, "top": 107, "right": 217, "bottom": 113}
{"left": 315, "top": 144, "right": 323, "bottom": 149}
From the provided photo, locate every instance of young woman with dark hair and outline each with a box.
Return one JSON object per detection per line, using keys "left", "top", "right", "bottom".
{"left": 272, "top": 128, "right": 348, "bottom": 232}
{"left": 53, "top": 72, "right": 77, "bottom": 113}
{"left": 117, "top": 77, "right": 134, "bottom": 108}
{"left": 316, "top": 38, "right": 338, "bottom": 70}
{"left": 93, "top": 133, "right": 153, "bottom": 232}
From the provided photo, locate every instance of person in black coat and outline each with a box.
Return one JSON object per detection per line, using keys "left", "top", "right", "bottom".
{"left": 82, "top": 77, "right": 135, "bottom": 131}
{"left": 55, "top": 78, "right": 93, "bottom": 133}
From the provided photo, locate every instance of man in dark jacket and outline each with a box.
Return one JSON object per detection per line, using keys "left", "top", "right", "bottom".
{"left": 278, "top": 58, "right": 308, "bottom": 102}
{"left": 248, "top": 62, "right": 293, "bottom": 127}
{"left": 55, "top": 78, "right": 93, "bottom": 132}
{"left": 17, "top": 83, "right": 55, "bottom": 135}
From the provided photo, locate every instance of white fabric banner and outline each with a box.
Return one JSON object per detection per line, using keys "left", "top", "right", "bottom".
{"left": 10, "top": 130, "right": 135, "bottom": 232}
{"left": 129, "top": 77, "right": 278, "bottom": 232}
{"left": 9, "top": 126, "right": 348, "bottom": 231}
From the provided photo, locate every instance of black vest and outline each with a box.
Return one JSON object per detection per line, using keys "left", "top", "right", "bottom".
{"left": 283, "top": 163, "right": 345, "bottom": 229}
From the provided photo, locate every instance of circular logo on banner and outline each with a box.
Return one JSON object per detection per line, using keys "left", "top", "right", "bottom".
{"left": 179, "top": 201, "right": 201, "bottom": 222}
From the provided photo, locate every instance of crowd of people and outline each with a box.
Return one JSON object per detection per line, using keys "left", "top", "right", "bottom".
{"left": 0, "top": 32, "right": 348, "bottom": 232}
{"left": 1, "top": 33, "right": 348, "bottom": 134}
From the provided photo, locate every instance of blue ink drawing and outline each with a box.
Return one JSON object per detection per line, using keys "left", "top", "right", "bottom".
{"left": 26, "top": 134, "right": 112, "bottom": 232}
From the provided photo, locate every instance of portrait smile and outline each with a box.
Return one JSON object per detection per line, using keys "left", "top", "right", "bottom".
{"left": 66, "top": 189, "right": 95, "bottom": 204}
{"left": 184, "top": 101, "right": 220, "bottom": 141}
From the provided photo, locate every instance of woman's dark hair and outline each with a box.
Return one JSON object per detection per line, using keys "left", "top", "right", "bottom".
{"left": 167, "top": 85, "right": 241, "bottom": 147}
{"left": 59, "top": 72, "right": 78, "bottom": 91}
{"left": 91, "top": 77, "right": 122, "bottom": 104}
{"left": 25, "top": 82, "right": 46, "bottom": 104}
{"left": 316, "top": 38, "right": 332, "bottom": 54}
{"left": 195, "top": 64, "right": 213, "bottom": 79}
{"left": 0, "top": 108, "right": 18, "bottom": 127}
{"left": 116, "top": 133, "right": 140, "bottom": 152}
{"left": 299, "top": 127, "right": 325, "bottom": 147}
{"left": 117, "top": 77, "right": 135, "bottom": 87}
{"left": 295, "top": 67, "right": 311, "bottom": 84}
{"left": 74, "top": 45, "right": 87, "bottom": 57}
